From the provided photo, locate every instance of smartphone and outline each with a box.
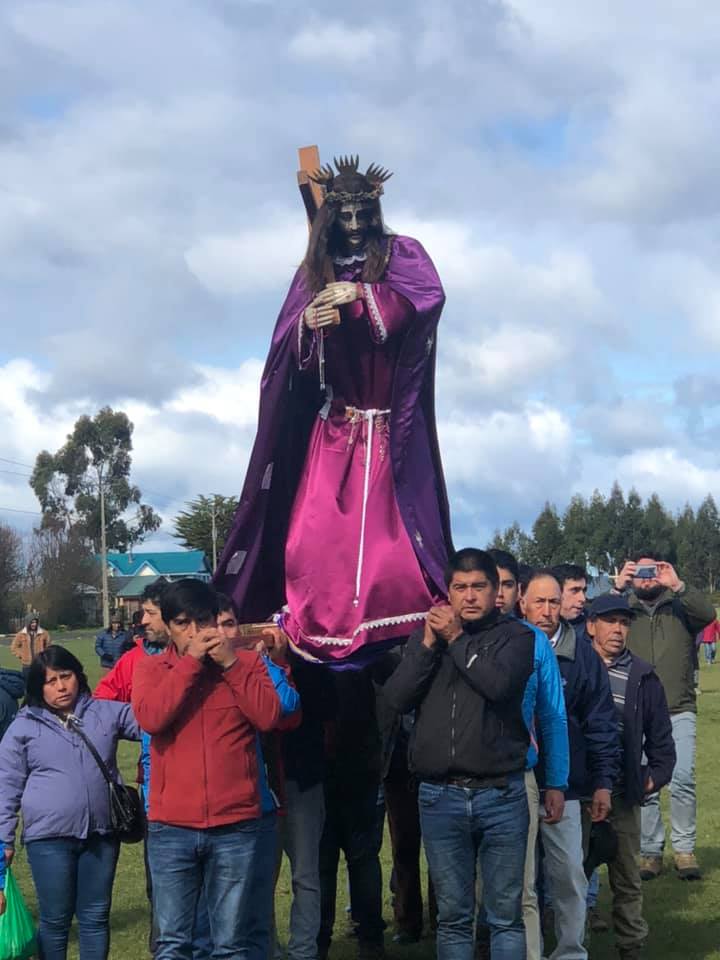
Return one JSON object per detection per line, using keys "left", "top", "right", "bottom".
{"left": 634, "top": 565, "right": 657, "bottom": 580}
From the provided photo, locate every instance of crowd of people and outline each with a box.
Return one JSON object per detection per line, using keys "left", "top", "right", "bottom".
{"left": 0, "top": 549, "right": 715, "bottom": 960}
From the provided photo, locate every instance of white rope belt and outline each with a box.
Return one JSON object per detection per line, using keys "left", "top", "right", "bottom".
{"left": 350, "top": 408, "right": 390, "bottom": 606}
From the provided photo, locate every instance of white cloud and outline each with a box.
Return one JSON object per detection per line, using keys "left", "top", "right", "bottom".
{"left": 288, "top": 21, "right": 398, "bottom": 64}
{"left": 185, "top": 218, "right": 307, "bottom": 296}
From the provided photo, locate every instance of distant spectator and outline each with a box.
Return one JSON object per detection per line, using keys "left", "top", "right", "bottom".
{"left": 613, "top": 552, "right": 715, "bottom": 880}
{"left": 95, "top": 616, "right": 133, "bottom": 673}
{"left": 130, "top": 609, "right": 145, "bottom": 640}
{"left": 0, "top": 645, "right": 139, "bottom": 959}
{"left": 700, "top": 616, "right": 719, "bottom": 665}
{"left": 0, "top": 669, "right": 24, "bottom": 741}
{"left": 551, "top": 563, "right": 590, "bottom": 640}
{"left": 11, "top": 615, "right": 51, "bottom": 678}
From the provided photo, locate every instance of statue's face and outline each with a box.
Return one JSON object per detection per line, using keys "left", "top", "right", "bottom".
{"left": 334, "top": 201, "right": 376, "bottom": 253}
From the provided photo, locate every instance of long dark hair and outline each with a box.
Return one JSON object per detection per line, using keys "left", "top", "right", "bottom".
{"left": 302, "top": 177, "right": 390, "bottom": 294}
{"left": 24, "top": 646, "right": 90, "bottom": 709}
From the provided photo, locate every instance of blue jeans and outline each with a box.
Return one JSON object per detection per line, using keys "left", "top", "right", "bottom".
{"left": 419, "top": 776, "right": 529, "bottom": 960}
{"left": 26, "top": 833, "right": 120, "bottom": 960}
{"left": 642, "top": 711, "right": 696, "bottom": 855}
{"left": 148, "top": 815, "right": 278, "bottom": 960}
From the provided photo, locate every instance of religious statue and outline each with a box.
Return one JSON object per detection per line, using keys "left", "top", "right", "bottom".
{"left": 215, "top": 154, "right": 453, "bottom": 664}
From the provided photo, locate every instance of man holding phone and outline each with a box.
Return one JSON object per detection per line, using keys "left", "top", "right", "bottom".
{"left": 612, "top": 551, "right": 715, "bottom": 881}
{"left": 132, "top": 579, "right": 301, "bottom": 959}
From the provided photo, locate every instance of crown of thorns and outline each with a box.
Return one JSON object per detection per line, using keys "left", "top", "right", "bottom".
{"left": 309, "top": 155, "right": 393, "bottom": 204}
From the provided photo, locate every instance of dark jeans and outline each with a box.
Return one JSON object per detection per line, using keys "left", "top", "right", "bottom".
{"left": 147, "top": 815, "right": 277, "bottom": 960}
{"left": 420, "top": 776, "right": 529, "bottom": 960}
{"left": 26, "top": 833, "right": 120, "bottom": 960}
{"left": 318, "top": 776, "right": 385, "bottom": 953}
{"left": 385, "top": 773, "right": 437, "bottom": 938}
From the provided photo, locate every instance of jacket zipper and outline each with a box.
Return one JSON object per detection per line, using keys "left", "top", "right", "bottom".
{"left": 450, "top": 688, "right": 457, "bottom": 764}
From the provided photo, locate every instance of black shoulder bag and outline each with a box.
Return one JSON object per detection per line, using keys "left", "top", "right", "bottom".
{"left": 67, "top": 714, "right": 144, "bottom": 844}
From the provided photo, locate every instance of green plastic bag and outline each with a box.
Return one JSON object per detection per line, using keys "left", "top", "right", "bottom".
{"left": 0, "top": 868, "right": 36, "bottom": 960}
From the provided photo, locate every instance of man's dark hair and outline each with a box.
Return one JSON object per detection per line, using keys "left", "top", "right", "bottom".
{"left": 24, "top": 646, "right": 90, "bottom": 709}
{"left": 524, "top": 567, "right": 561, "bottom": 593}
{"left": 444, "top": 548, "right": 499, "bottom": 590}
{"left": 141, "top": 578, "right": 169, "bottom": 606}
{"left": 630, "top": 548, "right": 662, "bottom": 563}
{"left": 161, "top": 579, "right": 220, "bottom": 626}
{"left": 216, "top": 592, "right": 238, "bottom": 617}
{"left": 551, "top": 563, "right": 589, "bottom": 588}
{"left": 488, "top": 548, "right": 519, "bottom": 583}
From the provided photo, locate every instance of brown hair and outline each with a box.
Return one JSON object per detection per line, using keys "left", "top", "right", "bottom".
{"left": 301, "top": 173, "right": 390, "bottom": 294}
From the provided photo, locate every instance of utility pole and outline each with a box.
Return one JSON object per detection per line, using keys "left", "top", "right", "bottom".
{"left": 99, "top": 468, "right": 110, "bottom": 627}
{"left": 211, "top": 498, "right": 218, "bottom": 572}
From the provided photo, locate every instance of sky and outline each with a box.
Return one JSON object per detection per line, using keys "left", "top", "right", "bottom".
{"left": 2, "top": 0, "right": 720, "bottom": 552}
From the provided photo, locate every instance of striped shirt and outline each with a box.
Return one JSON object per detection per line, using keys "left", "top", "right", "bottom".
{"left": 607, "top": 648, "right": 632, "bottom": 735}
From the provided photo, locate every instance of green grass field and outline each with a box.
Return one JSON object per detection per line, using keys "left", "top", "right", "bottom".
{"left": 1, "top": 632, "right": 718, "bottom": 959}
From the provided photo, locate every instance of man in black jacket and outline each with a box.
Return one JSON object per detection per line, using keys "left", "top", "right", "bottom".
{"left": 383, "top": 548, "right": 535, "bottom": 960}
{"left": 587, "top": 594, "right": 675, "bottom": 960}
{"left": 521, "top": 570, "right": 620, "bottom": 960}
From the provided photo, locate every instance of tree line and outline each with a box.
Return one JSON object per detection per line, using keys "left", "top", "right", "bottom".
{"left": 489, "top": 483, "right": 720, "bottom": 592}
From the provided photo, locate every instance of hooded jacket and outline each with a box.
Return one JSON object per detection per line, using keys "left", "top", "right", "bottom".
{"left": 0, "top": 693, "right": 139, "bottom": 845}
{"left": 536, "top": 622, "right": 620, "bottom": 800}
{"left": 625, "top": 587, "right": 716, "bottom": 714}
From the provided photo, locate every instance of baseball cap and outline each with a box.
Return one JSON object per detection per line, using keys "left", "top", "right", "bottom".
{"left": 588, "top": 594, "right": 636, "bottom": 619}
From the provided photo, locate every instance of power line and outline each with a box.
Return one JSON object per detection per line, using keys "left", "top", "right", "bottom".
{"left": 0, "top": 469, "right": 31, "bottom": 479}
{"left": 0, "top": 505, "right": 40, "bottom": 516}
{"left": 0, "top": 456, "right": 33, "bottom": 469}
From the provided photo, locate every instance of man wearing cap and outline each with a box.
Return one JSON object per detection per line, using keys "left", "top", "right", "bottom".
{"left": 586, "top": 595, "right": 675, "bottom": 960}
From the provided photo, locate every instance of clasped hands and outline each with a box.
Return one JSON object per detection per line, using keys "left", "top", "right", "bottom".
{"left": 184, "top": 627, "right": 237, "bottom": 670}
{"left": 304, "top": 281, "right": 361, "bottom": 331}
{"left": 422, "top": 604, "right": 463, "bottom": 648}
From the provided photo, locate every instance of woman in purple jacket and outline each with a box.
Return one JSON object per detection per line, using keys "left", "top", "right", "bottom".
{"left": 0, "top": 646, "right": 140, "bottom": 960}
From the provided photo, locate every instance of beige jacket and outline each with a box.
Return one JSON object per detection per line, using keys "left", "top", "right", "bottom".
{"left": 11, "top": 626, "right": 52, "bottom": 666}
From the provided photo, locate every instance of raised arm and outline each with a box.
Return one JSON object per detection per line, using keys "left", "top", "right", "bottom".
{"left": 131, "top": 655, "right": 203, "bottom": 735}
{"left": 382, "top": 632, "right": 440, "bottom": 714}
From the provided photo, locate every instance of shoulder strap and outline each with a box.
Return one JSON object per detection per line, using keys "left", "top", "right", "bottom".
{"left": 66, "top": 714, "right": 114, "bottom": 786}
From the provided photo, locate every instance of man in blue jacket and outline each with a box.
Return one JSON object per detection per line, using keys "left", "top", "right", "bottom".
{"left": 587, "top": 594, "right": 675, "bottom": 960}
{"left": 521, "top": 570, "right": 620, "bottom": 960}
{"left": 486, "top": 549, "right": 569, "bottom": 960}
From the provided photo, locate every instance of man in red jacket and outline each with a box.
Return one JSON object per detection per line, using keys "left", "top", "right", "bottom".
{"left": 132, "top": 578, "right": 301, "bottom": 960}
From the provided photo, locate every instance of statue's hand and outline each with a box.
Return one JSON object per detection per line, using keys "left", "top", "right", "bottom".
{"left": 304, "top": 300, "right": 341, "bottom": 330}
{"left": 314, "top": 281, "right": 362, "bottom": 306}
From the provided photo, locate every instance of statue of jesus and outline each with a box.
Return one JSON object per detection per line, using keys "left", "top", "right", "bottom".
{"left": 215, "top": 156, "right": 453, "bottom": 664}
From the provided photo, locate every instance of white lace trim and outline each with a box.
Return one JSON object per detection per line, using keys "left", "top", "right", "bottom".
{"left": 363, "top": 283, "right": 387, "bottom": 343}
{"left": 302, "top": 610, "right": 428, "bottom": 647}
{"left": 333, "top": 252, "right": 367, "bottom": 266}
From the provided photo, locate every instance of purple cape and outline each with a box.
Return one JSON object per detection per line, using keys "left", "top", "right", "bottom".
{"left": 214, "top": 235, "right": 453, "bottom": 628}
